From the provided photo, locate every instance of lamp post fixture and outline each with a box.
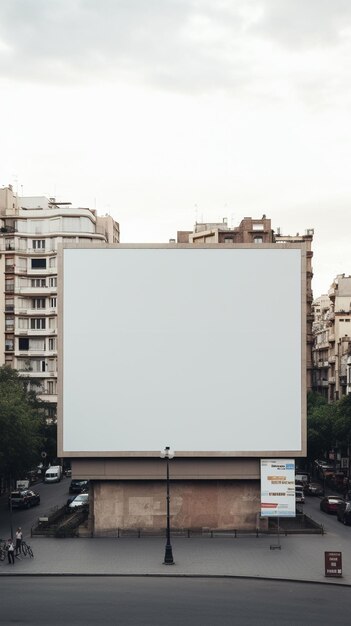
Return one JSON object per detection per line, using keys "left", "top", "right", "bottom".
{"left": 160, "top": 446, "right": 174, "bottom": 565}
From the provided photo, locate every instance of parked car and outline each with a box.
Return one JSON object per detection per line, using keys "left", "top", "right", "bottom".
{"left": 295, "top": 486, "right": 305, "bottom": 504}
{"left": 9, "top": 489, "right": 40, "bottom": 509}
{"left": 68, "top": 493, "right": 89, "bottom": 510}
{"left": 69, "top": 480, "right": 89, "bottom": 494}
{"left": 315, "top": 459, "right": 331, "bottom": 469}
{"left": 306, "top": 482, "right": 324, "bottom": 497}
{"left": 337, "top": 501, "right": 351, "bottom": 525}
{"left": 320, "top": 495, "right": 344, "bottom": 514}
{"left": 44, "top": 465, "right": 62, "bottom": 483}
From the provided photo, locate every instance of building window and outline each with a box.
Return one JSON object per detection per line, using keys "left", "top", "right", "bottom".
{"left": 31, "top": 298, "right": 46, "bottom": 309}
{"left": 49, "top": 297, "right": 57, "bottom": 308}
{"left": 18, "top": 318, "right": 29, "bottom": 329}
{"left": 47, "top": 380, "right": 57, "bottom": 395}
{"left": 33, "top": 239, "right": 45, "bottom": 249}
{"left": 5, "top": 298, "right": 14, "bottom": 312}
{"left": 30, "top": 318, "right": 46, "bottom": 330}
{"left": 31, "top": 258, "right": 46, "bottom": 269}
{"left": 49, "top": 257, "right": 56, "bottom": 268}
{"left": 254, "top": 236, "right": 263, "bottom": 244}
{"left": 5, "top": 280, "right": 14, "bottom": 292}
{"left": 5, "top": 317, "right": 14, "bottom": 330}
{"left": 49, "top": 318, "right": 56, "bottom": 330}
{"left": 48, "top": 359, "right": 56, "bottom": 372}
{"left": 19, "top": 338, "right": 29, "bottom": 351}
{"left": 31, "top": 278, "right": 47, "bottom": 288}
{"left": 49, "top": 277, "right": 57, "bottom": 287}
{"left": 29, "top": 338, "right": 45, "bottom": 351}
{"left": 252, "top": 223, "right": 264, "bottom": 231}
{"left": 224, "top": 238, "right": 233, "bottom": 243}
{"left": 49, "top": 338, "right": 56, "bottom": 351}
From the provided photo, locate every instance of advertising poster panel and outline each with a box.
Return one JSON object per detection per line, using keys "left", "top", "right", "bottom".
{"left": 59, "top": 245, "right": 305, "bottom": 457}
{"left": 261, "top": 459, "right": 296, "bottom": 517}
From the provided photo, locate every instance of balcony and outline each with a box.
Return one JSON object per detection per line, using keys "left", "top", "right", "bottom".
{"left": 329, "top": 333, "right": 335, "bottom": 343}
{"left": 328, "top": 355, "right": 336, "bottom": 364}
{"left": 37, "top": 392, "right": 57, "bottom": 403}
{"left": 16, "top": 369, "right": 57, "bottom": 378}
{"left": 15, "top": 350, "right": 47, "bottom": 358}
{"left": 17, "top": 286, "right": 49, "bottom": 295}
{"left": 5, "top": 265, "right": 15, "bottom": 273}
{"left": 328, "top": 376, "right": 336, "bottom": 384}
{"left": 16, "top": 308, "right": 56, "bottom": 316}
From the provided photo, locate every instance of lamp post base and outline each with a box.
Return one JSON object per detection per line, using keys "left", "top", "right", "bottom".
{"left": 163, "top": 544, "right": 175, "bottom": 565}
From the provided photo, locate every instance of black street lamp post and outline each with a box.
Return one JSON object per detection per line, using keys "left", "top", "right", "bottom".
{"left": 161, "top": 446, "right": 174, "bottom": 565}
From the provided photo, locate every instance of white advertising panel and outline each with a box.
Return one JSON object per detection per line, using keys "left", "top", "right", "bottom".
{"left": 59, "top": 245, "right": 305, "bottom": 456}
{"left": 261, "top": 459, "right": 296, "bottom": 517}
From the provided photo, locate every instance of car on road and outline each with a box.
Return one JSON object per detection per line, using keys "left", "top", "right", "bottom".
{"left": 9, "top": 489, "right": 41, "bottom": 509}
{"left": 295, "top": 486, "right": 305, "bottom": 504}
{"left": 320, "top": 495, "right": 344, "bottom": 514}
{"left": 69, "top": 480, "right": 89, "bottom": 494}
{"left": 68, "top": 493, "right": 89, "bottom": 510}
{"left": 306, "top": 482, "right": 324, "bottom": 497}
{"left": 337, "top": 501, "right": 351, "bottom": 525}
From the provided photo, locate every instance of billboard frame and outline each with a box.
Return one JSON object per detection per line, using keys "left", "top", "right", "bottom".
{"left": 57, "top": 243, "right": 307, "bottom": 458}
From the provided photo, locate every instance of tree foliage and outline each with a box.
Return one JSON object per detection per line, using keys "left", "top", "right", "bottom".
{"left": 307, "top": 392, "right": 351, "bottom": 461}
{"left": 0, "top": 366, "right": 44, "bottom": 480}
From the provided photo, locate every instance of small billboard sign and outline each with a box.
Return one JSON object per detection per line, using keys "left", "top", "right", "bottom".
{"left": 261, "top": 459, "right": 296, "bottom": 517}
{"left": 16, "top": 480, "right": 29, "bottom": 490}
{"left": 325, "top": 552, "right": 342, "bottom": 577}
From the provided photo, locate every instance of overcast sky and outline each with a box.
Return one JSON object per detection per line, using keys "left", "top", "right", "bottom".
{"left": 1, "top": 0, "right": 351, "bottom": 296}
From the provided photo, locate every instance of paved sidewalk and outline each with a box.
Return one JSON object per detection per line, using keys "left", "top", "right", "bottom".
{"left": 0, "top": 532, "right": 349, "bottom": 584}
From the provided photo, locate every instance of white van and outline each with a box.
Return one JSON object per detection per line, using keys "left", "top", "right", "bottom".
{"left": 44, "top": 465, "right": 62, "bottom": 483}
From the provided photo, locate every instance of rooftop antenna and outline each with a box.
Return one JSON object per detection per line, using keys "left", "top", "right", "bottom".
{"left": 12, "top": 174, "right": 18, "bottom": 195}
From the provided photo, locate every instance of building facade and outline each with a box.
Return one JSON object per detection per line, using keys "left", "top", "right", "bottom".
{"left": 312, "top": 275, "right": 351, "bottom": 401}
{"left": 0, "top": 185, "right": 119, "bottom": 420}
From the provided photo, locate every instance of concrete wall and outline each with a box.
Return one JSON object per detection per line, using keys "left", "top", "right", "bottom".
{"left": 91, "top": 480, "right": 261, "bottom": 535}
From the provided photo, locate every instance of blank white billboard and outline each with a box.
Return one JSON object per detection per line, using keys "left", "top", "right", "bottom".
{"left": 59, "top": 245, "right": 305, "bottom": 456}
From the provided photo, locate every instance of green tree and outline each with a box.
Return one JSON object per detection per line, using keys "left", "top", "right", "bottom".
{"left": 307, "top": 395, "right": 337, "bottom": 462}
{"left": 0, "top": 365, "right": 44, "bottom": 481}
{"left": 334, "top": 395, "right": 351, "bottom": 455}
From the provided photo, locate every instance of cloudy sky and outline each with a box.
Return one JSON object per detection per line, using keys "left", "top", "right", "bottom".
{"left": 1, "top": 0, "right": 351, "bottom": 296}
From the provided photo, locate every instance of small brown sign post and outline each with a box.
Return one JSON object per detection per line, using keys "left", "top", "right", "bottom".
{"left": 325, "top": 551, "right": 342, "bottom": 578}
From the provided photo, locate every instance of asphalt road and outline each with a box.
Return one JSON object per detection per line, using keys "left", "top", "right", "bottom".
{"left": 1, "top": 576, "right": 351, "bottom": 625}
{"left": 0, "top": 477, "right": 71, "bottom": 540}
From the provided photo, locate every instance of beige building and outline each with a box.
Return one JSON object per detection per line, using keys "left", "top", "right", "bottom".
{"left": 0, "top": 185, "right": 119, "bottom": 420}
{"left": 313, "top": 275, "right": 351, "bottom": 401}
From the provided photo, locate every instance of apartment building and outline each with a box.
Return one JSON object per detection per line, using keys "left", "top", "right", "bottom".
{"left": 177, "top": 217, "right": 314, "bottom": 392}
{"left": 313, "top": 275, "right": 351, "bottom": 401}
{"left": 0, "top": 185, "right": 119, "bottom": 420}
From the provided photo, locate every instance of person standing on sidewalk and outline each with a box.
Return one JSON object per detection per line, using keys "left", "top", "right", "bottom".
{"left": 15, "top": 528, "right": 22, "bottom": 557}
{"left": 7, "top": 539, "right": 15, "bottom": 565}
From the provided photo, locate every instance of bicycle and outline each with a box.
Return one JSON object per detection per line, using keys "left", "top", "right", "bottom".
{"left": 21, "top": 541, "right": 34, "bottom": 558}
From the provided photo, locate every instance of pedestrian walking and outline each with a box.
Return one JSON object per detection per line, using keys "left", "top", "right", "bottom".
{"left": 7, "top": 539, "right": 15, "bottom": 565}
{"left": 15, "top": 527, "right": 22, "bottom": 556}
